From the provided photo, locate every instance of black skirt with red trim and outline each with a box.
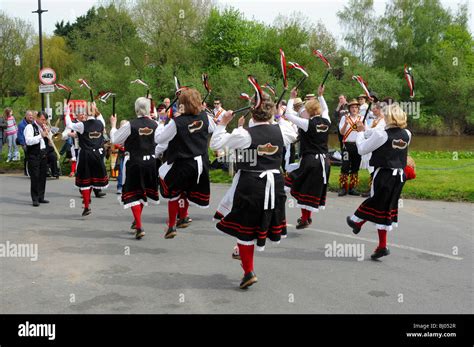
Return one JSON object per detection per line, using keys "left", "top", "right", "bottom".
{"left": 75, "top": 148, "right": 109, "bottom": 190}
{"left": 285, "top": 154, "right": 330, "bottom": 211}
{"left": 354, "top": 168, "right": 405, "bottom": 226}
{"left": 216, "top": 171, "right": 287, "bottom": 248}
{"left": 121, "top": 156, "right": 159, "bottom": 208}
{"left": 160, "top": 158, "right": 210, "bottom": 207}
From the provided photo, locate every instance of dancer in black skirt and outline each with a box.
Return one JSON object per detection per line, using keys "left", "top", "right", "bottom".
{"left": 284, "top": 85, "right": 331, "bottom": 229}
{"left": 155, "top": 88, "right": 216, "bottom": 239}
{"left": 346, "top": 103, "right": 412, "bottom": 260}
{"left": 110, "top": 97, "right": 159, "bottom": 240}
{"left": 210, "top": 92, "right": 297, "bottom": 289}
{"left": 65, "top": 102, "right": 108, "bottom": 216}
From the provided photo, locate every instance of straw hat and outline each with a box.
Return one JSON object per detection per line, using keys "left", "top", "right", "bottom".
{"left": 347, "top": 99, "right": 360, "bottom": 107}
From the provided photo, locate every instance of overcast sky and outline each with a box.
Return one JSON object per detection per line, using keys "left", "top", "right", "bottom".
{"left": 1, "top": 0, "right": 472, "bottom": 47}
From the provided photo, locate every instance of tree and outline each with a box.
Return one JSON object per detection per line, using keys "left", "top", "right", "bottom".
{"left": 133, "top": 0, "right": 211, "bottom": 67}
{"left": 372, "top": 0, "right": 451, "bottom": 71}
{"left": 22, "top": 36, "right": 76, "bottom": 109}
{"left": 337, "top": 0, "right": 377, "bottom": 63}
{"left": 0, "top": 11, "right": 34, "bottom": 105}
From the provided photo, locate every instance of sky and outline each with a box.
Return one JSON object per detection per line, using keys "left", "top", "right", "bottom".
{"left": 1, "top": 0, "right": 472, "bottom": 46}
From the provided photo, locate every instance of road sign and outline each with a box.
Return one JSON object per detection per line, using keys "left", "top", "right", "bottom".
{"left": 39, "top": 67, "right": 56, "bottom": 85}
{"left": 39, "top": 84, "right": 55, "bottom": 93}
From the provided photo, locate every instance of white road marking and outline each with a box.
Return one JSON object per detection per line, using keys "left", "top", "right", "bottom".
{"left": 286, "top": 224, "right": 464, "bottom": 261}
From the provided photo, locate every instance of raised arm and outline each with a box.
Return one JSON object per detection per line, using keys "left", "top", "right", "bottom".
{"left": 209, "top": 111, "right": 251, "bottom": 151}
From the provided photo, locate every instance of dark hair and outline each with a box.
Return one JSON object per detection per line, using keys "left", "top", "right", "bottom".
{"left": 37, "top": 111, "right": 48, "bottom": 119}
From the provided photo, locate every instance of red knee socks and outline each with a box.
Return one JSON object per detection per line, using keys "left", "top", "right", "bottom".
{"left": 82, "top": 188, "right": 92, "bottom": 209}
{"left": 354, "top": 219, "right": 367, "bottom": 228}
{"left": 71, "top": 161, "right": 76, "bottom": 174}
{"left": 238, "top": 244, "right": 255, "bottom": 275}
{"left": 301, "top": 209, "right": 312, "bottom": 222}
{"left": 168, "top": 199, "right": 179, "bottom": 227}
{"left": 377, "top": 229, "right": 387, "bottom": 249}
{"left": 131, "top": 203, "right": 144, "bottom": 229}
{"left": 178, "top": 197, "right": 189, "bottom": 219}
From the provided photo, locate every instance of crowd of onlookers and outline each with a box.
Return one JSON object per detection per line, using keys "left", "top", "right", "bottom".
{"left": 0, "top": 108, "right": 59, "bottom": 177}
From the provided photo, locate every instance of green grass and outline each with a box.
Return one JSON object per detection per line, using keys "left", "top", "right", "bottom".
{"left": 326, "top": 151, "right": 474, "bottom": 202}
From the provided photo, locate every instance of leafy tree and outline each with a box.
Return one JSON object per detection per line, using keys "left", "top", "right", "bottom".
{"left": 337, "top": 0, "right": 377, "bottom": 63}
{"left": 0, "top": 11, "right": 34, "bottom": 105}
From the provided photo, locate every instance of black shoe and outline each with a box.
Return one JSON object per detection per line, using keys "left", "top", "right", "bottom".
{"left": 32, "top": 201, "right": 40, "bottom": 207}
{"left": 164, "top": 226, "right": 177, "bottom": 239}
{"left": 39, "top": 199, "right": 49, "bottom": 204}
{"left": 346, "top": 216, "right": 361, "bottom": 235}
{"left": 82, "top": 207, "right": 91, "bottom": 216}
{"left": 240, "top": 271, "right": 258, "bottom": 289}
{"left": 348, "top": 189, "right": 360, "bottom": 196}
{"left": 94, "top": 191, "right": 106, "bottom": 198}
{"left": 135, "top": 228, "right": 145, "bottom": 240}
{"left": 296, "top": 218, "right": 311, "bottom": 230}
{"left": 176, "top": 216, "right": 192, "bottom": 229}
{"left": 213, "top": 211, "right": 224, "bottom": 221}
{"left": 131, "top": 221, "right": 137, "bottom": 230}
{"left": 338, "top": 189, "right": 348, "bottom": 196}
{"left": 371, "top": 247, "right": 390, "bottom": 260}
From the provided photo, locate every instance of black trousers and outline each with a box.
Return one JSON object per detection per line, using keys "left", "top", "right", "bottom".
{"left": 341, "top": 142, "right": 361, "bottom": 174}
{"left": 46, "top": 149, "right": 59, "bottom": 177}
{"left": 28, "top": 151, "right": 48, "bottom": 202}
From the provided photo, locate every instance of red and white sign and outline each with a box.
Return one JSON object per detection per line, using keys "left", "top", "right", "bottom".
{"left": 39, "top": 67, "right": 56, "bottom": 85}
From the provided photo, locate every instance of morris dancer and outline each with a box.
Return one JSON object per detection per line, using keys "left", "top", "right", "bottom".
{"left": 155, "top": 113, "right": 193, "bottom": 229}
{"left": 155, "top": 88, "right": 216, "bottom": 239}
{"left": 346, "top": 103, "right": 411, "bottom": 260}
{"left": 110, "top": 97, "right": 159, "bottom": 239}
{"left": 284, "top": 85, "right": 331, "bottom": 229}
{"left": 212, "top": 99, "right": 226, "bottom": 124}
{"left": 64, "top": 102, "right": 108, "bottom": 216}
{"left": 210, "top": 92, "right": 297, "bottom": 289}
{"left": 338, "top": 99, "right": 365, "bottom": 196}
{"left": 61, "top": 100, "right": 85, "bottom": 177}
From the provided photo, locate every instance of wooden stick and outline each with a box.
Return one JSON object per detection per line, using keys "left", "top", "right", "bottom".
{"left": 362, "top": 102, "right": 372, "bottom": 123}
{"left": 294, "top": 76, "right": 307, "bottom": 91}
{"left": 112, "top": 95, "right": 116, "bottom": 116}
{"left": 276, "top": 88, "right": 287, "bottom": 109}
{"left": 321, "top": 70, "right": 331, "bottom": 87}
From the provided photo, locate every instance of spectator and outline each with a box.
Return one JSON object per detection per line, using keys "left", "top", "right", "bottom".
{"left": 17, "top": 110, "right": 35, "bottom": 176}
{"left": 3, "top": 108, "right": 20, "bottom": 162}
{"left": 0, "top": 112, "right": 6, "bottom": 163}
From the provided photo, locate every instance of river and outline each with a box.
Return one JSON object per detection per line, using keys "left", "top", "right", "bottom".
{"left": 328, "top": 134, "right": 474, "bottom": 151}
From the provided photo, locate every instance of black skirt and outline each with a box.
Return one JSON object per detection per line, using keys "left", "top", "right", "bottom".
{"left": 120, "top": 155, "right": 159, "bottom": 208}
{"left": 216, "top": 171, "right": 287, "bottom": 248}
{"left": 354, "top": 168, "right": 405, "bottom": 230}
{"left": 159, "top": 157, "right": 210, "bottom": 208}
{"left": 285, "top": 154, "right": 330, "bottom": 211}
{"left": 75, "top": 148, "right": 108, "bottom": 190}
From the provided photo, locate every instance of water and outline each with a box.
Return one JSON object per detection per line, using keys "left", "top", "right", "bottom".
{"left": 328, "top": 134, "right": 474, "bottom": 152}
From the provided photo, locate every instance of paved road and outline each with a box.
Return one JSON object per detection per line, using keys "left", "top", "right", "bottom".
{"left": 0, "top": 174, "right": 472, "bottom": 314}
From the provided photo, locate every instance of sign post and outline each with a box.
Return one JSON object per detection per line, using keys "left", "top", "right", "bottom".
{"left": 39, "top": 67, "right": 56, "bottom": 120}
